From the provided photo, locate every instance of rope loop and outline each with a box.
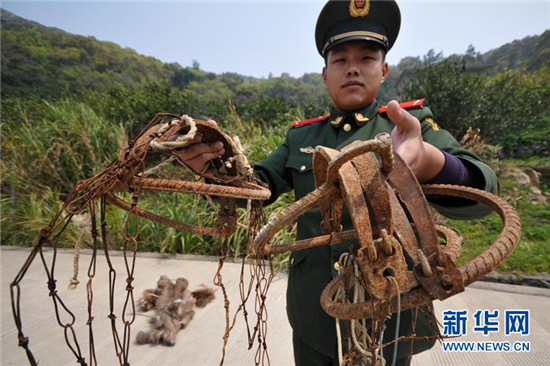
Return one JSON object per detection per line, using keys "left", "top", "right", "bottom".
{"left": 149, "top": 115, "right": 197, "bottom": 152}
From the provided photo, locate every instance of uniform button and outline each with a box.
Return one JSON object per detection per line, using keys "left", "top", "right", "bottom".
{"left": 333, "top": 262, "right": 340, "bottom": 271}
{"left": 343, "top": 123, "right": 352, "bottom": 132}
{"left": 290, "top": 257, "right": 295, "bottom": 265}
{"left": 300, "top": 165, "right": 307, "bottom": 171}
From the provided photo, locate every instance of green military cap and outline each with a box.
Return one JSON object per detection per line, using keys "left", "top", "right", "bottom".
{"left": 315, "top": 0, "right": 401, "bottom": 57}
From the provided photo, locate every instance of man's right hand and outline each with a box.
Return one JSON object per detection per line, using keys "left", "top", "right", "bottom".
{"left": 172, "top": 132, "right": 225, "bottom": 172}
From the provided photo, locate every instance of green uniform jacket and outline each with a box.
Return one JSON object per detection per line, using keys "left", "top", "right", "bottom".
{"left": 254, "top": 100, "right": 498, "bottom": 358}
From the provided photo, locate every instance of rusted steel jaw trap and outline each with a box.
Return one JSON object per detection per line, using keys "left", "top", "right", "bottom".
{"left": 10, "top": 114, "right": 521, "bottom": 366}
{"left": 253, "top": 133, "right": 522, "bottom": 365}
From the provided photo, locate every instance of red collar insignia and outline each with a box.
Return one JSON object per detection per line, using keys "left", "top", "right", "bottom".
{"left": 378, "top": 98, "right": 426, "bottom": 114}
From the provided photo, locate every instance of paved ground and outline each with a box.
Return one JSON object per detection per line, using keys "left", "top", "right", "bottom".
{"left": 2, "top": 246, "right": 550, "bottom": 366}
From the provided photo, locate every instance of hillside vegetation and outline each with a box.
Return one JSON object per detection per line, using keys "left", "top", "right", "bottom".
{"left": 1, "top": 9, "right": 549, "bottom": 275}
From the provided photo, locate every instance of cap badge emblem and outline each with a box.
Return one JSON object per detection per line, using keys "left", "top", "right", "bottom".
{"left": 350, "top": 0, "right": 370, "bottom": 18}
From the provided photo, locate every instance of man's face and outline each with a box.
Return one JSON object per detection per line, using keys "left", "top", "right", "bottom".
{"left": 322, "top": 40, "right": 388, "bottom": 112}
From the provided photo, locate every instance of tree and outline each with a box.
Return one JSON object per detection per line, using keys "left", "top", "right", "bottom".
{"left": 171, "top": 68, "right": 204, "bottom": 89}
{"left": 422, "top": 49, "right": 443, "bottom": 65}
{"left": 464, "top": 44, "right": 482, "bottom": 62}
{"left": 405, "top": 57, "right": 483, "bottom": 138}
{"left": 405, "top": 53, "right": 550, "bottom": 153}
{"left": 192, "top": 59, "right": 201, "bottom": 71}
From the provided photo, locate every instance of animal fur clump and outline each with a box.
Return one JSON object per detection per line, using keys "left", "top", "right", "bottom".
{"left": 136, "top": 275, "right": 215, "bottom": 346}
{"left": 191, "top": 286, "right": 216, "bottom": 308}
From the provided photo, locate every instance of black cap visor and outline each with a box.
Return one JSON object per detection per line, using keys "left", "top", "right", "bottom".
{"left": 321, "top": 18, "right": 389, "bottom": 56}
{"left": 323, "top": 32, "right": 388, "bottom": 56}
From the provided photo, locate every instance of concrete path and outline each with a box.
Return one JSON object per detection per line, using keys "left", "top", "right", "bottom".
{"left": 2, "top": 246, "right": 549, "bottom": 366}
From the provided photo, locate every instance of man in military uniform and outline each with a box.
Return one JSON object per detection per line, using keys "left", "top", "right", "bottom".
{"left": 179, "top": 1, "right": 498, "bottom": 365}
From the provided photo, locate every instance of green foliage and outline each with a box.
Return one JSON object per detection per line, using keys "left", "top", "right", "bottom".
{"left": 0, "top": 95, "right": 297, "bottom": 263}
{"left": 1, "top": 9, "right": 173, "bottom": 99}
{"left": 1, "top": 9, "right": 330, "bottom": 125}
{"left": 483, "top": 30, "right": 550, "bottom": 72}
{"left": 82, "top": 81, "right": 197, "bottom": 137}
{"left": 450, "top": 175, "right": 550, "bottom": 275}
{"left": 498, "top": 110, "right": 550, "bottom": 158}
{"left": 406, "top": 58, "right": 483, "bottom": 138}
{"left": 451, "top": 200, "right": 550, "bottom": 275}
{"left": 2, "top": 99, "right": 126, "bottom": 196}
{"left": 0, "top": 188, "right": 65, "bottom": 245}
{"left": 475, "top": 68, "right": 550, "bottom": 147}
{"left": 185, "top": 79, "right": 233, "bottom": 121}
{"left": 405, "top": 59, "right": 550, "bottom": 156}
{"left": 2, "top": 8, "right": 549, "bottom": 275}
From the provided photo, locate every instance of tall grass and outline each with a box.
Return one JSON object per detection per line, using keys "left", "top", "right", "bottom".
{"left": 2, "top": 99, "right": 127, "bottom": 195}
{"left": 451, "top": 177, "right": 550, "bottom": 274}
{"left": 1, "top": 97, "right": 296, "bottom": 265}
{"left": 2, "top": 100, "right": 120, "bottom": 245}
{"left": 2, "top": 97, "right": 548, "bottom": 276}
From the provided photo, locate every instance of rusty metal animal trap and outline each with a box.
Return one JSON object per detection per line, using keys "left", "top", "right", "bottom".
{"left": 9, "top": 115, "right": 521, "bottom": 366}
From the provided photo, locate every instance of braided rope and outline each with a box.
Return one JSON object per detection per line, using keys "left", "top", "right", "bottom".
{"left": 350, "top": 262, "right": 372, "bottom": 360}
{"left": 68, "top": 213, "right": 92, "bottom": 290}
{"left": 332, "top": 253, "right": 407, "bottom": 366}
{"left": 335, "top": 253, "right": 349, "bottom": 366}
{"left": 225, "top": 135, "right": 254, "bottom": 178}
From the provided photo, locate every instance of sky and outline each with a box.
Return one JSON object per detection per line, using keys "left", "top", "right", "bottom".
{"left": 2, "top": 1, "right": 549, "bottom": 79}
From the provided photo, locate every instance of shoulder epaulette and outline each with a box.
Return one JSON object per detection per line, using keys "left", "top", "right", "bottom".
{"left": 378, "top": 98, "right": 426, "bottom": 114}
{"left": 291, "top": 115, "right": 329, "bottom": 128}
